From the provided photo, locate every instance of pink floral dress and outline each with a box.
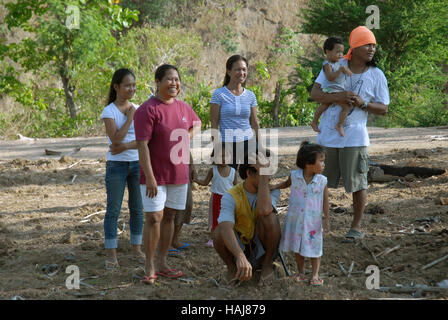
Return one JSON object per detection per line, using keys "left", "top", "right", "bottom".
{"left": 279, "top": 169, "right": 327, "bottom": 258}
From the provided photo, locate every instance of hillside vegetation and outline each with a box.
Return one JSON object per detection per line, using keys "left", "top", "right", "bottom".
{"left": 0, "top": 0, "right": 446, "bottom": 139}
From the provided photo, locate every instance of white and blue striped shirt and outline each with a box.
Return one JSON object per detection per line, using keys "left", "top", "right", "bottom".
{"left": 210, "top": 86, "right": 258, "bottom": 142}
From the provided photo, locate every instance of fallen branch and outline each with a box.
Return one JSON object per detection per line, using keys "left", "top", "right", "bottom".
{"left": 421, "top": 254, "right": 448, "bottom": 270}
{"left": 369, "top": 297, "right": 431, "bottom": 300}
{"left": 377, "top": 245, "right": 401, "bottom": 258}
{"left": 392, "top": 231, "right": 432, "bottom": 236}
{"left": 17, "top": 133, "right": 35, "bottom": 141}
{"left": 429, "top": 135, "right": 448, "bottom": 141}
{"left": 82, "top": 210, "right": 106, "bottom": 220}
{"left": 374, "top": 164, "right": 445, "bottom": 178}
{"left": 347, "top": 261, "right": 355, "bottom": 277}
{"left": 361, "top": 240, "right": 379, "bottom": 265}
{"left": 45, "top": 149, "right": 62, "bottom": 155}
{"left": 338, "top": 262, "right": 348, "bottom": 276}
{"left": 378, "top": 286, "right": 448, "bottom": 294}
{"left": 67, "top": 160, "right": 83, "bottom": 169}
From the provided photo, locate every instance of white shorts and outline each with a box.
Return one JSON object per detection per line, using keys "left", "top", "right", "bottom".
{"left": 140, "top": 184, "right": 188, "bottom": 212}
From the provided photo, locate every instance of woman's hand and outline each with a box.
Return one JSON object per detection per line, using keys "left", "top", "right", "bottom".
{"left": 110, "top": 142, "right": 127, "bottom": 155}
{"left": 125, "top": 104, "right": 136, "bottom": 119}
{"left": 146, "top": 177, "right": 158, "bottom": 198}
{"left": 351, "top": 95, "right": 365, "bottom": 108}
{"left": 336, "top": 91, "right": 358, "bottom": 106}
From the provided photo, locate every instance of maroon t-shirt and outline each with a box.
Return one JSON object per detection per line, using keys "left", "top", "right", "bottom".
{"left": 134, "top": 96, "right": 201, "bottom": 185}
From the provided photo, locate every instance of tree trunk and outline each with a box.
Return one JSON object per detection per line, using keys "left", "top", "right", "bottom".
{"left": 61, "top": 74, "right": 76, "bottom": 120}
{"left": 272, "top": 81, "right": 281, "bottom": 127}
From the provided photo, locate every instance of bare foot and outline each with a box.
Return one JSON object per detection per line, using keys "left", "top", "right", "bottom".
{"left": 310, "top": 121, "right": 320, "bottom": 133}
{"left": 221, "top": 266, "right": 239, "bottom": 286}
{"left": 335, "top": 124, "right": 345, "bottom": 136}
{"left": 143, "top": 263, "right": 157, "bottom": 284}
{"left": 258, "top": 264, "right": 274, "bottom": 287}
{"left": 171, "top": 241, "right": 183, "bottom": 249}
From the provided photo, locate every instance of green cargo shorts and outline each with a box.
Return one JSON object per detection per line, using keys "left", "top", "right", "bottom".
{"left": 323, "top": 146, "right": 369, "bottom": 193}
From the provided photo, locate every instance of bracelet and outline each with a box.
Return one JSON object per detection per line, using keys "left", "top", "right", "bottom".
{"left": 360, "top": 101, "right": 368, "bottom": 110}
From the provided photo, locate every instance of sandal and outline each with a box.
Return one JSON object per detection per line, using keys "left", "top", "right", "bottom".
{"left": 176, "top": 242, "right": 190, "bottom": 251}
{"left": 342, "top": 229, "right": 365, "bottom": 243}
{"left": 156, "top": 268, "right": 183, "bottom": 278}
{"left": 105, "top": 259, "right": 119, "bottom": 271}
{"left": 141, "top": 275, "right": 157, "bottom": 285}
{"left": 293, "top": 274, "right": 308, "bottom": 283}
{"left": 310, "top": 278, "right": 324, "bottom": 286}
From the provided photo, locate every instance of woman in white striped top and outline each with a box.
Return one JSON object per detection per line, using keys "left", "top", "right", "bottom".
{"left": 210, "top": 55, "right": 261, "bottom": 170}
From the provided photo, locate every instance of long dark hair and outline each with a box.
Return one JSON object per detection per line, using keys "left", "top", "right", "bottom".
{"left": 107, "top": 68, "right": 135, "bottom": 105}
{"left": 223, "top": 55, "right": 248, "bottom": 87}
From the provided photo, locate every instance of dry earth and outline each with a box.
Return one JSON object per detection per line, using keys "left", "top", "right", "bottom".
{"left": 0, "top": 127, "right": 447, "bottom": 300}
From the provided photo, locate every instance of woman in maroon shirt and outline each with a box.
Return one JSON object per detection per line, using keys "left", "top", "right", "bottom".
{"left": 134, "top": 64, "right": 201, "bottom": 284}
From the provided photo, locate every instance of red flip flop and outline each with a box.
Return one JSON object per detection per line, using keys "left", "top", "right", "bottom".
{"left": 141, "top": 275, "right": 157, "bottom": 284}
{"left": 156, "top": 269, "right": 183, "bottom": 278}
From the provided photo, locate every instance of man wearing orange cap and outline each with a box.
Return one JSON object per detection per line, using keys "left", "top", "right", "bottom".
{"left": 310, "top": 26, "right": 390, "bottom": 242}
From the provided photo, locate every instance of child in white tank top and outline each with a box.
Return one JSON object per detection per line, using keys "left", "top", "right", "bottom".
{"left": 194, "top": 144, "right": 237, "bottom": 247}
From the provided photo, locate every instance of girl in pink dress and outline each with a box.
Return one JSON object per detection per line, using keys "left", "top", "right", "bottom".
{"left": 272, "top": 141, "right": 329, "bottom": 286}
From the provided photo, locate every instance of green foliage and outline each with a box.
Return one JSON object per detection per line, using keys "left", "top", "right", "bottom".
{"left": 220, "top": 26, "right": 239, "bottom": 53}
{"left": 119, "top": 0, "right": 205, "bottom": 26}
{"left": 1, "top": 0, "right": 205, "bottom": 138}
{"left": 255, "top": 62, "right": 271, "bottom": 81}
{"left": 249, "top": 60, "right": 318, "bottom": 128}
{"left": 3, "top": 0, "right": 139, "bottom": 123}
{"left": 184, "top": 83, "right": 212, "bottom": 129}
{"left": 248, "top": 27, "right": 318, "bottom": 128}
{"left": 299, "top": 0, "right": 448, "bottom": 127}
{"left": 115, "top": 25, "right": 202, "bottom": 104}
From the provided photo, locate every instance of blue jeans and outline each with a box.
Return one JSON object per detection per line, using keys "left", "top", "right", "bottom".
{"left": 104, "top": 160, "right": 143, "bottom": 249}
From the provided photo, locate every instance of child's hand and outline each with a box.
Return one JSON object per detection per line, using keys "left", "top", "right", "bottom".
{"left": 341, "top": 66, "right": 353, "bottom": 76}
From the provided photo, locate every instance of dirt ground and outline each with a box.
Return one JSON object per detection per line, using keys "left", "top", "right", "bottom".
{"left": 0, "top": 127, "right": 447, "bottom": 300}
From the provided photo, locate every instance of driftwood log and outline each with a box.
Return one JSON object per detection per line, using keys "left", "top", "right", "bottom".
{"left": 372, "top": 164, "right": 445, "bottom": 178}
{"left": 378, "top": 286, "right": 448, "bottom": 294}
{"left": 368, "top": 164, "right": 446, "bottom": 183}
